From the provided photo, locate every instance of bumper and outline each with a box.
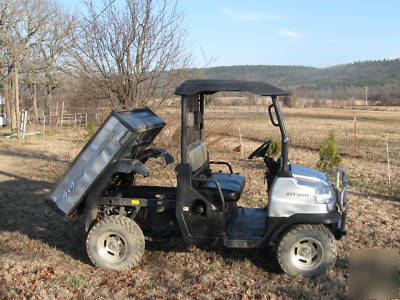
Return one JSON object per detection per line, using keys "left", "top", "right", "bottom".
{"left": 324, "top": 167, "right": 349, "bottom": 239}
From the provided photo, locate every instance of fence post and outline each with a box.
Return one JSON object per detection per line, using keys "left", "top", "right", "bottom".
{"left": 22, "top": 111, "right": 28, "bottom": 139}
{"left": 386, "top": 137, "right": 391, "bottom": 187}
{"left": 42, "top": 113, "right": 46, "bottom": 134}
{"left": 74, "top": 114, "right": 77, "bottom": 127}
{"left": 239, "top": 126, "right": 244, "bottom": 159}
{"left": 18, "top": 112, "right": 23, "bottom": 137}
{"left": 353, "top": 117, "right": 357, "bottom": 155}
{"left": 60, "top": 101, "right": 64, "bottom": 127}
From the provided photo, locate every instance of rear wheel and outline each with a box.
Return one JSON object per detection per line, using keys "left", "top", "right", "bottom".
{"left": 86, "top": 215, "right": 145, "bottom": 270}
{"left": 277, "top": 224, "right": 336, "bottom": 277}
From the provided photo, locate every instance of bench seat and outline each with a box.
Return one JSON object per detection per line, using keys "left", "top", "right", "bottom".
{"left": 197, "top": 173, "right": 245, "bottom": 203}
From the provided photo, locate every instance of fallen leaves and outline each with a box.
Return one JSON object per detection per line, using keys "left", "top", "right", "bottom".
{"left": 0, "top": 116, "right": 399, "bottom": 299}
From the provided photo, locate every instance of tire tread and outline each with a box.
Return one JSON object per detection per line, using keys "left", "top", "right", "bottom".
{"left": 86, "top": 215, "right": 145, "bottom": 270}
{"left": 277, "top": 224, "right": 337, "bottom": 277}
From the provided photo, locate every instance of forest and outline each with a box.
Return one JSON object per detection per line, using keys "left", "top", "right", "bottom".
{"left": 201, "top": 60, "right": 400, "bottom": 104}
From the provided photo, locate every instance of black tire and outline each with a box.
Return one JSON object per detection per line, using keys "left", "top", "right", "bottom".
{"left": 86, "top": 215, "right": 145, "bottom": 271}
{"left": 277, "top": 224, "right": 337, "bottom": 277}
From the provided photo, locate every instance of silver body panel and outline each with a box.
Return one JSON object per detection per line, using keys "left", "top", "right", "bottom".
{"left": 268, "top": 164, "right": 336, "bottom": 218}
{"left": 291, "top": 164, "right": 328, "bottom": 182}
{"left": 49, "top": 108, "right": 165, "bottom": 216}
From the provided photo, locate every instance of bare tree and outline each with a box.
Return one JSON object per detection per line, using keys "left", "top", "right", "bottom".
{"left": 68, "top": 0, "right": 191, "bottom": 109}
{"left": 27, "top": 6, "right": 75, "bottom": 117}
{"left": 0, "top": 0, "right": 52, "bottom": 130}
{"left": 0, "top": 0, "right": 75, "bottom": 129}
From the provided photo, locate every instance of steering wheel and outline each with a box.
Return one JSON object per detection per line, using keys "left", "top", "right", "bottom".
{"left": 248, "top": 140, "right": 272, "bottom": 159}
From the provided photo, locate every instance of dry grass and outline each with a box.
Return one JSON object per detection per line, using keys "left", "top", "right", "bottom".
{"left": 207, "top": 107, "right": 400, "bottom": 196}
{"left": 209, "top": 107, "right": 400, "bottom": 162}
{"left": 0, "top": 107, "right": 399, "bottom": 299}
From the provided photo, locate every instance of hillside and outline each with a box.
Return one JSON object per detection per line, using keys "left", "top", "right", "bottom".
{"left": 197, "top": 59, "right": 400, "bottom": 104}
{"left": 202, "top": 59, "right": 400, "bottom": 88}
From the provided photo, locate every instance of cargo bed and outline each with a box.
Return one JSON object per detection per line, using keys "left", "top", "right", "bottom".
{"left": 49, "top": 108, "right": 165, "bottom": 216}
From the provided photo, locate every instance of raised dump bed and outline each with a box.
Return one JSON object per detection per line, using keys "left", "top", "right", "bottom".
{"left": 49, "top": 108, "right": 165, "bottom": 216}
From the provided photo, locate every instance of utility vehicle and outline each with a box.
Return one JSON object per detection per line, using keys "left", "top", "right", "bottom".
{"left": 49, "top": 79, "right": 348, "bottom": 277}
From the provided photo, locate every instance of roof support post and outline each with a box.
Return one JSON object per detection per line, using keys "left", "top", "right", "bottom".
{"left": 181, "top": 95, "right": 188, "bottom": 164}
{"left": 271, "top": 96, "right": 290, "bottom": 176}
{"left": 199, "top": 93, "right": 204, "bottom": 141}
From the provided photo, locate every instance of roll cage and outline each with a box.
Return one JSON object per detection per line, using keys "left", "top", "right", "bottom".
{"left": 175, "top": 79, "right": 293, "bottom": 176}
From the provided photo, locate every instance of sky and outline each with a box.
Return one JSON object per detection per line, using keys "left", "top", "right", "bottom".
{"left": 59, "top": 0, "right": 400, "bottom": 68}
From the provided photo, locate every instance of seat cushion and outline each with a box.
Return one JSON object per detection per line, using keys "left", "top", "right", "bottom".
{"left": 197, "top": 173, "right": 245, "bottom": 203}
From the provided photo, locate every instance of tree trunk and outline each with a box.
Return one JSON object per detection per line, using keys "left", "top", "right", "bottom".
{"left": 14, "top": 68, "right": 21, "bottom": 132}
{"left": 8, "top": 76, "right": 17, "bottom": 131}
{"left": 32, "top": 83, "right": 39, "bottom": 122}
{"left": 45, "top": 84, "right": 52, "bottom": 115}
{"left": 4, "top": 81, "right": 12, "bottom": 129}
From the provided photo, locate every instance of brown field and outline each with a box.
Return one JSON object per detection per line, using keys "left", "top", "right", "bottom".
{"left": 0, "top": 107, "right": 399, "bottom": 299}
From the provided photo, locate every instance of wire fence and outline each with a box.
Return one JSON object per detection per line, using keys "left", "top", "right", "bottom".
{"left": 2, "top": 105, "right": 396, "bottom": 190}
{"left": 28, "top": 113, "right": 88, "bottom": 128}
{"left": 161, "top": 105, "right": 269, "bottom": 119}
{"left": 2, "top": 111, "right": 89, "bottom": 138}
{"left": 158, "top": 105, "right": 398, "bottom": 189}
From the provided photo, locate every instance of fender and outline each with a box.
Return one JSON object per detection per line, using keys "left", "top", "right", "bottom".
{"left": 83, "top": 159, "right": 149, "bottom": 231}
{"left": 258, "top": 211, "right": 342, "bottom": 247}
{"left": 136, "top": 148, "right": 174, "bottom": 165}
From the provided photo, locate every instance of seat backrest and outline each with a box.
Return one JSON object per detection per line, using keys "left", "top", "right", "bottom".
{"left": 187, "top": 141, "right": 208, "bottom": 173}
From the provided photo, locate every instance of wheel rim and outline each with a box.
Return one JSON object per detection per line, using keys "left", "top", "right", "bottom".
{"left": 97, "top": 231, "right": 127, "bottom": 263}
{"left": 290, "top": 237, "right": 324, "bottom": 270}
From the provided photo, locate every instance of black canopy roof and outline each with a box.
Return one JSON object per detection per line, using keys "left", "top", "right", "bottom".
{"left": 175, "top": 79, "right": 291, "bottom": 96}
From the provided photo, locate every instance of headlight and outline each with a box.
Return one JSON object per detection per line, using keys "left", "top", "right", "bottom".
{"left": 315, "top": 183, "right": 335, "bottom": 204}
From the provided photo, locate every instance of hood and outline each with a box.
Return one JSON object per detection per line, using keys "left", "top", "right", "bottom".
{"left": 290, "top": 164, "right": 329, "bottom": 183}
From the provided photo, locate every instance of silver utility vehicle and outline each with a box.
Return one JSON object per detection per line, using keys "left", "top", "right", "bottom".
{"left": 49, "top": 79, "right": 348, "bottom": 277}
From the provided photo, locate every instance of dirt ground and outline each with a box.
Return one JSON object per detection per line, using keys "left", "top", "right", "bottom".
{"left": 0, "top": 109, "right": 399, "bottom": 299}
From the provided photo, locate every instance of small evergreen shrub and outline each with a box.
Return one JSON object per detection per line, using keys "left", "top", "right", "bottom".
{"left": 318, "top": 130, "right": 342, "bottom": 170}
{"left": 267, "top": 140, "right": 281, "bottom": 158}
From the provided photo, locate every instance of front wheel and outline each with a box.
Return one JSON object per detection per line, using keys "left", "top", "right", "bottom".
{"left": 277, "top": 224, "right": 337, "bottom": 277}
{"left": 86, "top": 215, "right": 145, "bottom": 270}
